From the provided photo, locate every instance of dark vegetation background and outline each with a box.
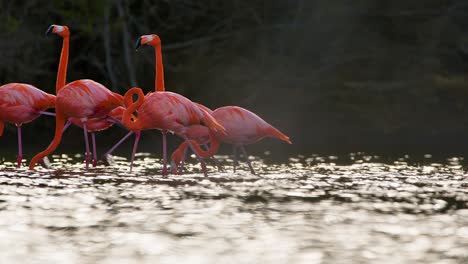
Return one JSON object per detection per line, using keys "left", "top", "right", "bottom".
{"left": 2, "top": 0, "right": 468, "bottom": 158}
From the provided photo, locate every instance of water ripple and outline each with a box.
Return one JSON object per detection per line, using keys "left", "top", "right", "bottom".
{"left": 0, "top": 153, "right": 467, "bottom": 263}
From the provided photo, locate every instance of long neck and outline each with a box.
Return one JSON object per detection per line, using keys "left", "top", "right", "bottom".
{"left": 122, "top": 88, "right": 145, "bottom": 131}
{"left": 29, "top": 109, "right": 66, "bottom": 169}
{"left": 171, "top": 131, "right": 220, "bottom": 164}
{"left": 154, "top": 44, "right": 165, "bottom": 92}
{"left": 56, "top": 36, "right": 70, "bottom": 92}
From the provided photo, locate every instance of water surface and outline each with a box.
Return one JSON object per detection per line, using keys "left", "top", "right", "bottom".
{"left": 0, "top": 153, "right": 467, "bottom": 263}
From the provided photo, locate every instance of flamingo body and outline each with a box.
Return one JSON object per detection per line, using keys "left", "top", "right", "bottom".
{"left": 171, "top": 105, "right": 291, "bottom": 174}
{"left": 134, "top": 91, "right": 209, "bottom": 133}
{"left": 69, "top": 104, "right": 125, "bottom": 132}
{"left": 57, "top": 79, "right": 122, "bottom": 119}
{"left": 174, "top": 106, "right": 291, "bottom": 146}
{"left": 178, "top": 124, "right": 211, "bottom": 145}
{"left": 29, "top": 80, "right": 123, "bottom": 170}
{"left": 212, "top": 106, "right": 290, "bottom": 145}
{"left": 0, "top": 83, "right": 55, "bottom": 167}
{"left": 0, "top": 83, "right": 55, "bottom": 126}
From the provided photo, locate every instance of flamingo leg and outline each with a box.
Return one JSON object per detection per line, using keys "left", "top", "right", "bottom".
{"left": 61, "top": 119, "right": 72, "bottom": 135}
{"left": 91, "top": 132, "right": 97, "bottom": 167}
{"left": 182, "top": 135, "right": 208, "bottom": 176}
{"left": 161, "top": 131, "right": 168, "bottom": 175}
{"left": 37, "top": 111, "right": 56, "bottom": 117}
{"left": 16, "top": 125, "right": 22, "bottom": 168}
{"left": 103, "top": 131, "right": 134, "bottom": 157}
{"left": 232, "top": 145, "right": 238, "bottom": 173}
{"left": 204, "top": 143, "right": 223, "bottom": 172}
{"left": 106, "top": 118, "right": 126, "bottom": 129}
{"left": 129, "top": 131, "right": 141, "bottom": 172}
{"left": 239, "top": 145, "right": 256, "bottom": 175}
{"left": 82, "top": 120, "right": 90, "bottom": 170}
{"left": 178, "top": 147, "right": 188, "bottom": 173}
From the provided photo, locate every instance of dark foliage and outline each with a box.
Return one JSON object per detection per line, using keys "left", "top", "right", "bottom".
{"left": 2, "top": 0, "right": 468, "bottom": 156}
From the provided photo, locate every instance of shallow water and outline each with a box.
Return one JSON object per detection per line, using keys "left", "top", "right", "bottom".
{"left": 0, "top": 153, "right": 467, "bottom": 264}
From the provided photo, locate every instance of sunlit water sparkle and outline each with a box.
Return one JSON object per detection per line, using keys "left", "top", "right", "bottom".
{"left": 0, "top": 153, "right": 467, "bottom": 263}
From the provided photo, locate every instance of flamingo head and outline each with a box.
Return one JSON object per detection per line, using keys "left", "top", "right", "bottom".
{"left": 170, "top": 161, "right": 180, "bottom": 175}
{"left": 108, "top": 106, "right": 126, "bottom": 121}
{"left": 46, "top": 24, "right": 70, "bottom": 38}
{"left": 135, "top": 34, "right": 161, "bottom": 50}
{"left": 170, "top": 150, "right": 184, "bottom": 174}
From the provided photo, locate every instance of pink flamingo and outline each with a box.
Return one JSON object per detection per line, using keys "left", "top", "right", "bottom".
{"left": 106, "top": 34, "right": 223, "bottom": 174}
{"left": 44, "top": 24, "right": 125, "bottom": 168}
{"left": 171, "top": 106, "right": 291, "bottom": 174}
{"left": 121, "top": 87, "right": 225, "bottom": 175}
{"left": 102, "top": 34, "right": 167, "bottom": 167}
{"left": 0, "top": 83, "right": 55, "bottom": 167}
{"left": 29, "top": 25, "right": 123, "bottom": 170}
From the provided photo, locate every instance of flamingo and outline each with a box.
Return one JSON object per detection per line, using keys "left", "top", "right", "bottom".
{"left": 102, "top": 34, "right": 167, "bottom": 167}
{"left": 46, "top": 24, "right": 126, "bottom": 168}
{"left": 29, "top": 25, "right": 123, "bottom": 170}
{"left": 105, "top": 34, "right": 222, "bottom": 174}
{"left": 121, "top": 87, "right": 225, "bottom": 175}
{"left": 0, "top": 83, "right": 56, "bottom": 167}
{"left": 43, "top": 24, "right": 127, "bottom": 168}
{"left": 171, "top": 106, "right": 291, "bottom": 174}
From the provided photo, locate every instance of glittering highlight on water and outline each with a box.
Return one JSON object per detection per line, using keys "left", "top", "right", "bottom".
{"left": 0, "top": 153, "right": 467, "bottom": 263}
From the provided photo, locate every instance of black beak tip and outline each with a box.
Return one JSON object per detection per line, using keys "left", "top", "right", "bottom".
{"left": 45, "top": 25, "right": 54, "bottom": 36}
{"left": 135, "top": 37, "right": 142, "bottom": 50}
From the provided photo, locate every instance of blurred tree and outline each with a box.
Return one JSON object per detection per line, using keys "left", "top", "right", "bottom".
{"left": 2, "top": 0, "right": 468, "bottom": 155}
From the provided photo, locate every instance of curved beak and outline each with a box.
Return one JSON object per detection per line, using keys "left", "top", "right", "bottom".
{"left": 45, "top": 25, "right": 54, "bottom": 36}
{"left": 135, "top": 36, "right": 142, "bottom": 50}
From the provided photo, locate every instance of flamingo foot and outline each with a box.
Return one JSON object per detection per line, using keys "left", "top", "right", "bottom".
{"left": 240, "top": 145, "right": 256, "bottom": 175}
{"left": 200, "top": 162, "right": 208, "bottom": 176}
{"left": 177, "top": 148, "right": 188, "bottom": 173}
{"left": 219, "top": 166, "right": 225, "bottom": 172}
{"left": 210, "top": 156, "right": 224, "bottom": 172}
{"left": 39, "top": 156, "right": 51, "bottom": 169}
{"left": 103, "top": 154, "right": 115, "bottom": 166}
{"left": 162, "top": 166, "right": 169, "bottom": 176}
{"left": 16, "top": 155, "right": 22, "bottom": 168}
{"left": 85, "top": 152, "right": 91, "bottom": 170}
{"left": 170, "top": 161, "right": 180, "bottom": 175}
